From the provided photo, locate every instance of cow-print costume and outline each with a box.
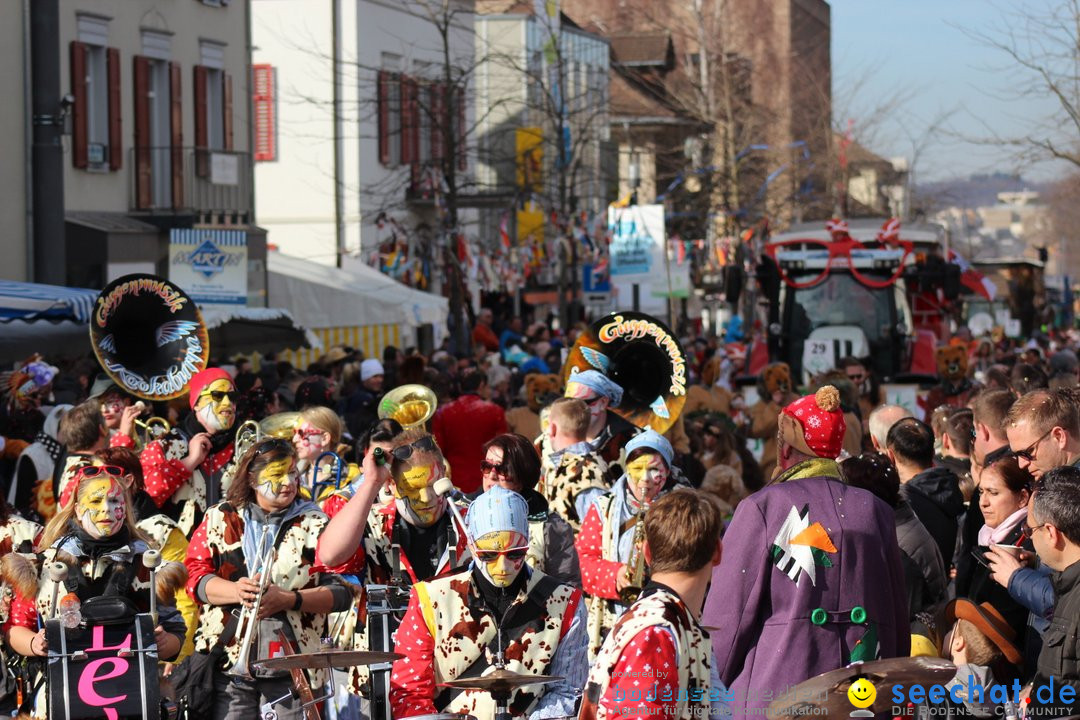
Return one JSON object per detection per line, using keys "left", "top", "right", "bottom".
{"left": 539, "top": 448, "right": 609, "bottom": 533}
{"left": 580, "top": 584, "right": 714, "bottom": 720}
{"left": 389, "top": 568, "right": 582, "bottom": 718}
{"left": 139, "top": 430, "right": 237, "bottom": 537}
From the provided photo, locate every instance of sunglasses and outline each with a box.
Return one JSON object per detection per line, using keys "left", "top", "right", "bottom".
{"left": 200, "top": 390, "right": 239, "bottom": 403}
{"left": 1012, "top": 427, "right": 1054, "bottom": 462}
{"left": 480, "top": 459, "right": 510, "bottom": 476}
{"left": 294, "top": 429, "right": 326, "bottom": 441}
{"left": 472, "top": 546, "right": 530, "bottom": 563}
{"left": 75, "top": 465, "right": 125, "bottom": 479}
{"left": 255, "top": 437, "right": 293, "bottom": 455}
{"left": 846, "top": 373, "right": 866, "bottom": 383}
{"left": 391, "top": 436, "right": 438, "bottom": 461}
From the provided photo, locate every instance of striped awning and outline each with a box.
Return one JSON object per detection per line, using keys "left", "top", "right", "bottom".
{"left": 279, "top": 324, "right": 401, "bottom": 369}
{"left": 0, "top": 280, "right": 98, "bottom": 323}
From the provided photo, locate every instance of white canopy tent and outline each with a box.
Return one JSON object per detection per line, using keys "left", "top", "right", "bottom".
{"left": 267, "top": 251, "right": 447, "bottom": 365}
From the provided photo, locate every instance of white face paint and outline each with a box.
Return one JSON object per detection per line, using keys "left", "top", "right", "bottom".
{"left": 473, "top": 530, "right": 529, "bottom": 588}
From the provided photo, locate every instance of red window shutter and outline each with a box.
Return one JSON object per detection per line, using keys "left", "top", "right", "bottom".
{"left": 376, "top": 70, "right": 390, "bottom": 166}
{"left": 194, "top": 65, "right": 208, "bottom": 149}
{"left": 133, "top": 55, "right": 151, "bottom": 209}
{"left": 70, "top": 41, "right": 88, "bottom": 169}
{"left": 170, "top": 61, "right": 183, "bottom": 209}
{"left": 252, "top": 64, "right": 275, "bottom": 162}
{"left": 456, "top": 85, "right": 466, "bottom": 171}
{"left": 223, "top": 72, "right": 233, "bottom": 151}
{"left": 400, "top": 76, "right": 417, "bottom": 165}
{"left": 107, "top": 47, "right": 122, "bottom": 171}
{"left": 430, "top": 84, "right": 445, "bottom": 161}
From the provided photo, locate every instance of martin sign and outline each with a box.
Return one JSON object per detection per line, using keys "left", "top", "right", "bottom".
{"left": 169, "top": 229, "right": 247, "bottom": 307}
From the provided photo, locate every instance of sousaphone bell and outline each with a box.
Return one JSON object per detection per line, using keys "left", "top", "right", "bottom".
{"left": 378, "top": 384, "right": 437, "bottom": 428}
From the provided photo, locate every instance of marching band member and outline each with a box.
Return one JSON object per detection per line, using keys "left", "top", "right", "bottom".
{"left": 479, "top": 433, "right": 580, "bottom": 585}
{"left": 140, "top": 368, "right": 239, "bottom": 536}
{"left": 319, "top": 428, "right": 468, "bottom": 585}
{"left": 389, "top": 486, "right": 588, "bottom": 718}
{"left": 10, "top": 404, "right": 70, "bottom": 522}
{"left": 3, "top": 467, "right": 187, "bottom": 718}
{"left": 90, "top": 378, "right": 143, "bottom": 449}
{"left": 540, "top": 398, "right": 608, "bottom": 532}
{"left": 54, "top": 401, "right": 110, "bottom": 504}
{"left": 96, "top": 446, "right": 199, "bottom": 660}
{"left": 292, "top": 405, "right": 358, "bottom": 504}
{"left": 185, "top": 437, "right": 352, "bottom": 719}
{"left": 576, "top": 429, "right": 682, "bottom": 657}
{"left": 561, "top": 369, "right": 636, "bottom": 468}
{"left": 580, "top": 489, "right": 726, "bottom": 720}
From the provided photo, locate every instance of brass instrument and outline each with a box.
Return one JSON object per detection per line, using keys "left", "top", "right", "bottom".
{"left": 378, "top": 384, "right": 437, "bottom": 428}
{"left": 234, "top": 412, "right": 301, "bottom": 461}
{"left": 227, "top": 523, "right": 279, "bottom": 679}
{"left": 234, "top": 420, "right": 262, "bottom": 461}
{"left": 619, "top": 501, "right": 649, "bottom": 604}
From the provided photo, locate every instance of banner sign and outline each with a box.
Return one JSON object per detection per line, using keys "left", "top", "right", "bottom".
{"left": 608, "top": 205, "right": 664, "bottom": 276}
{"left": 47, "top": 615, "right": 159, "bottom": 720}
{"left": 169, "top": 229, "right": 247, "bottom": 307}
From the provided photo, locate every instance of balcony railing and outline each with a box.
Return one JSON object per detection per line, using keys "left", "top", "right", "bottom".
{"left": 129, "top": 147, "right": 252, "bottom": 219}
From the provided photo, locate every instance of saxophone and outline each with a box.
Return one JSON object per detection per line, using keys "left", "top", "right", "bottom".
{"left": 619, "top": 501, "right": 648, "bottom": 604}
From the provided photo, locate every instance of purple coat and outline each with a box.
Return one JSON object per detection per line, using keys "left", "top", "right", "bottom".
{"left": 703, "top": 469, "right": 909, "bottom": 711}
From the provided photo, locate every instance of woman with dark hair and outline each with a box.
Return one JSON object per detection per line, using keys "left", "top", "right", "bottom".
{"left": 184, "top": 438, "right": 352, "bottom": 719}
{"left": 478, "top": 433, "right": 579, "bottom": 585}
{"left": 958, "top": 456, "right": 1034, "bottom": 643}
{"left": 840, "top": 452, "right": 946, "bottom": 617}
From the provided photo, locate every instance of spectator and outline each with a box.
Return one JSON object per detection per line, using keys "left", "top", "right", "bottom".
{"left": 471, "top": 308, "right": 499, "bottom": 352}
{"left": 1006, "top": 389, "right": 1080, "bottom": 481}
{"left": 431, "top": 371, "right": 507, "bottom": 493}
{"left": 1010, "top": 363, "right": 1047, "bottom": 396}
{"left": 868, "top": 404, "right": 913, "bottom": 452}
{"left": 886, "top": 417, "right": 965, "bottom": 569}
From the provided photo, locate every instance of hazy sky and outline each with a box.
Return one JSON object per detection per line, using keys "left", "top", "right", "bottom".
{"left": 830, "top": 0, "right": 1072, "bottom": 183}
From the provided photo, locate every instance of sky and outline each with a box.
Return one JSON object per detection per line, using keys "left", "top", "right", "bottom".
{"left": 829, "top": 0, "right": 1072, "bottom": 183}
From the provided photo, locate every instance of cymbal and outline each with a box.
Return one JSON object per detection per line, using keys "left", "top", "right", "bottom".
{"left": 766, "top": 657, "right": 956, "bottom": 719}
{"left": 254, "top": 650, "right": 403, "bottom": 671}
{"left": 440, "top": 668, "right": 564, "bottom": 693}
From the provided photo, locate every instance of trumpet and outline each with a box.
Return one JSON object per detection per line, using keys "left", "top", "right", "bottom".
{"left": 227, "top": 523, "right": 279, "bottom": 679}
{"left": 619, "top": 501, "right": 649, "bottom": 604}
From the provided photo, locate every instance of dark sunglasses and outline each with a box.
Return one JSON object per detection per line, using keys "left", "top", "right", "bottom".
{"left": 76, "top": 464, "right": 125, "bottom": 479}
{"left": 201, "top": 390, "right": 239, "bottom": 403}
{"left": 1012, "top": 427, "right": 1054, "bottom": 462}
{"left": 480, "top": 459, "right": 510, "bottom": 476}
{"left": 473, "top": 547, "right": 530, "bottom": 563}
{"left": 255, "top": 437, "right": 293, "bottom": 456}
{"left": 391, "top": 436, "right": 438, "bottom": 461}
{"left": 582, "top": 396, "right": 607, "bottom": 407}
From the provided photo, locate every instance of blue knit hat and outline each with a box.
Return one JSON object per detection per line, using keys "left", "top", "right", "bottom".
{"left": 625, "top": 428, "right": 674, "bottom": 468}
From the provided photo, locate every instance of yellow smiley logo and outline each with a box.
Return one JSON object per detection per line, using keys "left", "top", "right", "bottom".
{"left": 847, "top": 678, "right": 876, "bottom": 709}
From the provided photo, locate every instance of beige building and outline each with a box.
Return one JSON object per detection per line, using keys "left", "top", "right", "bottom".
{"left": 2, "top": 0, "right": 262, "bottom": 299}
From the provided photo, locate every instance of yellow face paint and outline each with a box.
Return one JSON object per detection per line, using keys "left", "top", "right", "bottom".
{"left": 392, "top": 461, "right": 445, "bottom": 526}
{"left": 474, "top": 530, "right": 529, "bottom": 588}
{"left": 195, "top": 378, "right": 236, "bottom": 431}
{"left": 626, "top": 453, "right": 668, "bottom": 503}
{"left": 76, "top": 477, "right": 126, "bottom": 538}
{"left": 255, "top": 457, "right": 297, "bottom": 504}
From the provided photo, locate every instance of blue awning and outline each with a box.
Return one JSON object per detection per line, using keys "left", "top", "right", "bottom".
{"left": 0, "top": 280, "right": 98, "bottom": 323}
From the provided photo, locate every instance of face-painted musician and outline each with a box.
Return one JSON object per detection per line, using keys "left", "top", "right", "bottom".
{"left": 139, "top": 367, "right": 240, "bottom": 536}
{"left": 2, "top": 468, "right": 187, "bottom": 719}
{"left": 184, "top": 437, "right": 352, "bottom": 720}
{"left": 575, "top": 429, "right": 682, "bottom": 658}
{"left": 389, "top": 485, "right": 588, "bottom": 719}
{"left": 291, "top": 405, "right": 359, "bottom": 505}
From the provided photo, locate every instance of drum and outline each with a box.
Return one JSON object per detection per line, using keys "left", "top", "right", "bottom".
{"left": 365, "top": 583, "right": 413, "bottom": 720}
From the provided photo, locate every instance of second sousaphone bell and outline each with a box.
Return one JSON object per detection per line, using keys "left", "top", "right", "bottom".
{"left": 378, "top": 384, "right": 437, "bottom": 428}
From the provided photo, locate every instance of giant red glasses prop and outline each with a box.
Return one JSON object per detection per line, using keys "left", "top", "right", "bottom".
{"left": 764, "top": 235, "right": 913, "bottom": 291}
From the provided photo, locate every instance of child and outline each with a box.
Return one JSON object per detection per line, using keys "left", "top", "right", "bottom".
{"left": 937, "top": 599, "right": 1023, "bottom": 719}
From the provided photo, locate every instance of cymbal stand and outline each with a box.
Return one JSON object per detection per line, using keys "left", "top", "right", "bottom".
{"left": 260, "top": 668, "right": 337, "bottom": 720}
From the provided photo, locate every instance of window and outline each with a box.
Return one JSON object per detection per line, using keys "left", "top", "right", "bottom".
{"left": 134, "top": 31, "right": 182, "bottom": 209}
{"left": 197, "top": 41, "right": 229, "bottom": 152}
{"left": 71, "top": 14, "right": 120, "bottom": 170}
{"left": 377, "top": 53, "right": 402, "bottom": 167}
{"left": 253, "top": 64, "right": 276, "bottom": 161}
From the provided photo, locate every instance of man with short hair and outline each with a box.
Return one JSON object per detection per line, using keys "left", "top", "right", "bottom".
{"left": 886, "top": 417, "right": 964, "bottom": 568}
{"left": 581, "top": 489, "right": 727, "bottom": 719}
{"left": 1006, "top": 388, "right": 1080, "bottom": 480}
{"left": 54, "top": 400, "right": 110, "bottom": 502}
{"left": 1023, "top": 466, "right": 1080, "bottom": 717}
{"left": 868, "top": 404, "right": 912, "bottom": 451}
{"left": 472, "top": 307, "right": 500, "bottom": 352}
{"left": 704, "top": 387, "right": 908, "bottom": 715}
{"left": 432, "top": 372, "right": 507, "bottom": 493}
{"left": 541, "top": 397, "right": 608, "bottom": 532}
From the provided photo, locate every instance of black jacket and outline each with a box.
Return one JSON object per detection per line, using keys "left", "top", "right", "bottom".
{"left": 1030, "top": 558, "right": 1080, "bottom": 717}
{"left": 895, "top": 499, "right": 948, "bottom": 618}
{"left": 902, "top": 466, "right": 965, "bottom": 570}
{"left": 964, "top": 522, "right": 1034, "bottom": 649}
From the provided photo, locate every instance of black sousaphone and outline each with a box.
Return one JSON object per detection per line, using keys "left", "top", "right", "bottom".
{"left": 90, "top": 274, "right": 209, "bottom": 401}
{"left": 563, "top": 311, "right": 687, "bottom": 433}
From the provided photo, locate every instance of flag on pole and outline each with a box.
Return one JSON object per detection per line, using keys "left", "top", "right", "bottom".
{"left": 947, "top": 249, "right": 996, "bottom": 300}
{"left": 499, "top": 213, "right": 511, "bottom": 249}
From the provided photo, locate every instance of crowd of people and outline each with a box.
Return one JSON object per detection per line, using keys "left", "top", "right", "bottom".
{"left": 0, "top": 314, "right": 1077, "bottom": 720}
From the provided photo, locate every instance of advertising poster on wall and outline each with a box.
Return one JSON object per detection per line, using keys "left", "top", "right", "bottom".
{"left": 169, "top": 229, "right": 248, "bottom": 307}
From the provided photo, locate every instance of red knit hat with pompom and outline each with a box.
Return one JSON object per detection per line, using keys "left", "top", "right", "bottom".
{"left": 778, "top": 385, "right": 846, "bottom": 459}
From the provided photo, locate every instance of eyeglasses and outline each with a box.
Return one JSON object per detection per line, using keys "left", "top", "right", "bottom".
{"left": 1021, "top": 522, "right": 1049, "bottom": 541}
{"left": 200, "top": 390, "right": 238, "bottom": 403}
{"left": 294, "top": 429, "right": 325, "bottom": 441}
{"left": 1011, "top": 427, "right": 1055, "bottom": 462}
{"left": 391, "top": 436, "right": 438, "bottom": 461}
{"left": 846, "top": 373, "right": 866, "bottom": 383}
{"left": 764, "top": 236, "right": 914, "bottom": 290}
{"left": 75, "top": 465, "right": 125, "bottom": 479}
{"left": 472, "top": 546, "right": 530, "bottom": 563}
{"left": 480, "top": 459, "right": 510, "bottom": 477}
